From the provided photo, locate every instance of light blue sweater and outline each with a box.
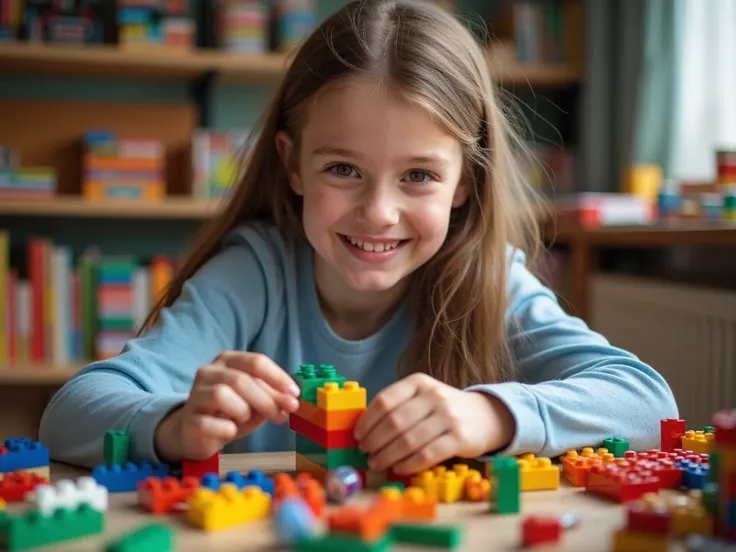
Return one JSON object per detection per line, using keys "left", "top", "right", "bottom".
{"left": 39, "top": 222, "right": 678, "bottom": 468}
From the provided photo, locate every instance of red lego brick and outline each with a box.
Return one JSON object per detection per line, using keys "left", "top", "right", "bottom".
{"left": 137, "top": 476, "right": 199, "bottom": 514}
{"left": 661, "top": 419, "right": 686, "bottom": 452}
{"left": 182, "top": 452, "right": 219, "bottom": 479}
{"left": 289, "top": 414, "right": 358, "bottom": 449}
{"left": 627, "top": 499, "right": 671, "bottom": 533}
{"left": 0, "top": 471, "right": 47, "bottom": 502}
{"left": 649, "top": 459, "right": 682, "bottom": 490}
{"left": 712, "top": 409, "right": 736, "bottom": 446}
{"left": 586, "top": 464, "right": 660, "bottom": 503}
{"left": 522, "top": 515, "right": 562, "bottom": 547}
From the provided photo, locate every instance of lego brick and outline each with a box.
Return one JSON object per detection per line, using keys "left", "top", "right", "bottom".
{"left": 92, "top": 461, "right": 170, "bottom": 493}
{"left": 517, "top": 454, "right": 560, "bottom": 491}
{"left": 293, "top": 400, "right": 365, "bottom": 431}
{"left": 390, "top": 523, "right": 463, "bottom": 548}
{"left": 677, "top": 461, "right": 710, "bottom": 490}
{"left": 137, "top": 476, "right": 199, "bottom": 515}
{"left": 295, "top": 435, "right": 369, "bottom": 469}
{"left": 186, "top": 485, "right": 271, "bottom": 531}
{"left": 488, "top": 456, "right": 520, "bottom": 514}
{"left": 612, "top": 528, "right": 669, "bottom": 552}
{"left": 272, "top": 472, "right": 326, "bottom": 518}
{"left": 317, "top": 382, "right": 367, "bottom": 411}
{"left": 273, "top": 497, "right": 318, "bottom": 546}
{"left": 327, "top": 504, "right": 387, "bottom": 541}
{"left": 293, "top": 364, "right": 346, "bottom": 404}
{"left": 561, "top": 448, "right": 615, "bottom": 487}
{"left": 661, "top": 419, "right": 687, "bottom": 452}
{"left": 296, "top": 531, "right": 391, "bottom": 552}
{"left": 289, "top": 414, "right": 358, "bottom": 448}
{"left": 522, "top": 515, "right": 562, "bottom": 547}
{"left": 0, "top": 499, "right": 5, "bottom": 511}
{"left": 103, "top": 430, "right": 130, "bottom": 467}
{"left": 200, "top": 470, "right": 274, "bottom": 496}
{"left": 0, "top": 472, "right": 48, "bottom": 503}
{"left": 626, "top": 496, "right": 671, "bottom": 533}
{"left": 0, "top": 438, "right": 49, "bottom": 473}
{"left": 586, "top": 464, "right": 659, "bottom": 503}
{"left": 14, "top": 466, "right": 50, "bottom": 480}
{"left": 28, "top": 476, "right": 108, "bottom": 515}
{"left": 712, "top": 410, "right": 736, "bottom": 446}
{"left": 0, "top": 503, "right": 104, "bottom": 551}
{"left": 682, "top": 431, "right": 715, "bottom": 455}
{"left": 398, "top": 487, "right": 437, "bottom": 520}
{"left": 436, "top": 471, "right": 464, "bottom": 503}
{"left": 603, "top": 437, "right": 631, "bottom": 458}
{"left": 105, "top": 523, "right": 175, "bottom": 552}
{"left": 182, "top": 452, "right": 219, "bottom": 479}
{"left": 295, "top": 453, "right": 329, "bottom": 482}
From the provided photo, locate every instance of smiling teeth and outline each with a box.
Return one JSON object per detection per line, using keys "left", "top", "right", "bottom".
{"left": 346, "top": 236, "right": 400, "bottom": 252}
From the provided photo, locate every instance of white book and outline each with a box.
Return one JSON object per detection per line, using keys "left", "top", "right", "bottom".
{"left": 132, "top": 267, "right": 151, "bottom": 333}
{"left": 53, "top": 246, "right": 72, "bottom": 366}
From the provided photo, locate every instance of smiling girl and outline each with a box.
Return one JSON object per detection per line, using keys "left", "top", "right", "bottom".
{"left": 40, "top": 0, "right": 677, "bottom": 472}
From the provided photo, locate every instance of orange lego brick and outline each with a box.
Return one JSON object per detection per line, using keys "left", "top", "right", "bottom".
{"left": 296, "top": 473, "right": 326, "bottom": 517}
{"left": 464, "top": 474, "right": 491, "bottom": 501}
{"left": 293, "top": 400, "right": 366, "bottom": 431}
{"left": 327, "top": 504, "right": 388, "bottom": 541}
{"left": 0, "top": 471, "right": 47, "bottom": 502}
{"left": 611, "top": 528, "right": 670, "bottom": 552}
{"left": 373, "top": 489, "right": 404, "bottom": 523}
{"left": 561, "top": 448, "right": 614, "bottom": 487}
{"left": 137, "top": 476, "right": 200, "bottom": 514}
{"left": 317, "top": 382, "right": 367, "bottom": 411}
{"left": 400, "top": 487, "right": 437, "bottom": 520}
{"left": 518, "top": 454, "right": 560, "bottom": 491}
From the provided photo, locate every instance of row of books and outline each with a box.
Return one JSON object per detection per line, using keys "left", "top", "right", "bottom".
{"left": 0, "top": 231, "right": 176, "bottom": 368}
{"left": 0, "top": 128, "right": 249, "bottom": 201}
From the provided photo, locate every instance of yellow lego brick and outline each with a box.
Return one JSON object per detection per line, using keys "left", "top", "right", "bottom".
{"left": 669, "top": 492, "right": 714, "bottom": 537}
{"left": 612, "top": 529, "right": 669, "bottom": 552}
{"left": 410, "top": 470, "right": 438, "bottom": 500}
{"left": 517, "top": 454, "right": 560, "bottom": 491}
{"left": 436, "top": 472, "right": 463, "bottom": 503}
{"left": 681, "top": 430, "right": 714, "bottom": 455}
{"left": 717, "top": 444, "right": 736, "bottom": 472}
{"left": 317, "top": 381, "right": 367, "bottom": 411}
{"left": 0, "top": 498, "right": 5, "bottom": 510}
{"left": 186, "top": 484, "right": 271, "bottom": 531}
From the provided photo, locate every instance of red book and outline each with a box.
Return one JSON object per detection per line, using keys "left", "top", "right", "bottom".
{"left": 28, "top": 239, "right": 46, "bottom": 362}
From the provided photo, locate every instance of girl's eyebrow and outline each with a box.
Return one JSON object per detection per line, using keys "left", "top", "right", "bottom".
{"left": 312, "top": 145, "right": 450, "bottom": 167}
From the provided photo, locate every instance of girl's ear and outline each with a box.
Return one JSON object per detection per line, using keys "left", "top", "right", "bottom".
{"left": 275, "top": 130, "right": 304, "bottom": 195}
{"left": 452, "top": 175, "right": 471, "bottom": 208}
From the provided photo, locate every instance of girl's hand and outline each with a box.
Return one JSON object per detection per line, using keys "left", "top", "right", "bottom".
{"left": 155, "top": 351, "right": 301, "bottom": 462}
{"left": 353, "top": 373, "right": 515, "bottom": 475}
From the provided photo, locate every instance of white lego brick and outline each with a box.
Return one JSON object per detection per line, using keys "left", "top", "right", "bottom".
{"left": 27, "top": 476, "right": 108, "bottom": 515}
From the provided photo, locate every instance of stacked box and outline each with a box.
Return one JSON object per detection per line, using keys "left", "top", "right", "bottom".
{"left": 290, "top": 364, "right": 369, "bottom": 482}
{"left": 0, "top": 145, "right": 56, "bottom": 198}
{"left": 217, "top": 0, "right": 267, "bottom": 53}
{"left": 711, "top": 410, "right": 736, "bottom": 541}
{"left": 95, "top": 258, "right": 137, "bottom": 360}
{"left": 83, "top": 131, "right": 165, "bottom": 201}
{"left": 116, "top": 0, "right": 193, "bottom": 50}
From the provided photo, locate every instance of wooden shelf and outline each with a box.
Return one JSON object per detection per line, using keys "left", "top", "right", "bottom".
{"left": 0, "top": 365, "right": 81, "bottom": 385}
{"left": 0, "top": 41, "right": 580, "bottom": 87}
{"left": 0, "top": 42, "right": 288, "bottom": 82}
{"left": 0, "top": 196, "right": 224, "bottom": 219}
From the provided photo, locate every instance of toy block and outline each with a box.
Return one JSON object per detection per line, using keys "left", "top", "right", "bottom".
{"left": 27, "top": 476, "right": 108, "bottom": 515}
{"left": 317, "top": 382, "right": 367, "bottom": 411}
{"left": 273, "top": 496, "right": 318, "bottom": 546}
{"left": 390, "top": 523, "right": 463, "bottom": 548}
{"left": 272, "top": 471, "right": 326, "bottom": 517}
{"left": 327, "top": 504, "right": 387, "bottom": 541}
{"left": 295, "top": 434, "right": 369, "bottom": 469}
{"left": 295, "top": 453, "right": 329, "bottom": 482}
{"left": 465, "top": 474, "right": 491, "bottom": 502}
{"left": 380, "top": 482, "right": 405, "bottom": 492}
{"left": 586, "top": 464, "right": 660, "bottom": 503}
{"left": 186, "top": 485, "right": 271, "bottom": 531}
{"left": 677, "top": 460, "right": 710, "bottom": 490}
{"left": 293, "top": 364, "right": 346, "bottom": 403}
{"left": 410, "top": 470, "right": 438, "bottom": 500}
{"left": 712, "top": 409, "right": 736, "bottom": 446}
{"left": 289, "top": 414, "right": 358, "bottom": 448}
{"left": 517, "top": 454, "right": 560, "bottom": 491}
{"left": 488, "top": 456, "right": 520, "bottom": 514}
{"left": 670, "top": 494, "right": 714, "bottom": 537}
{"left": 683, "top": 431, "right": 715, "bottom": 455}
{"left": 296, "top": 532, "right": 392, "bottom": 552}
{"left": 398, "top": 487, "right": 437, "bottom": 520}
{"left": 0, "top": 438, "right": 49, "bottom": 473}
{"left": 0, "top": 503, "right": 104, "bottom": 551}
{"left": 661, "top": 419, "right": 687, "bottom": 452}
{"left": 92, "top": 461, "right": 170, "bottom": 492}
{"left": 625, "top": 494, "right": 671, "bottom": 533}
{"left": 437, "top": 471, "right": 464, "bottom": 503}
{"left": 105, "top": 522, "right": 175, "bottom": 552}
{"left": 0, "top": 499, "right": 5, "bottom": 510}
{"left": 603, "top": 437, "right": 631, "bottom": 458}
{"left": 561, "top": 448, "right": 615, "bottom": 486}
{"left": 182, "top": 452, "right": 219, "bottom": 479}
{"left": 293, "top": 399, "right": 365, "bottom": 431}
{"left": 103, "top": 430, "right": 130, "bottom": 466}
{"left": 12, "top": 466, "right": 50, "bottom": 480}
{"left": 137, "top": 476, "right": 199, "bottom": 514}
{"left": 522, "top": 515, "right": 562, "bottom": 547}
{"left": 611, "top": 528, "right": 669, "bottom": 552}
{"left": 0, "top": 472, "right": 48, "bottom": 503}
{"left": 200, "top": 470, "right": 274, "bottom": 496}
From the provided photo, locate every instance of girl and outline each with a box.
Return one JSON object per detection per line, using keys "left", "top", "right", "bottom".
{"left": 39, "top": 0, "right": 677, "bottom": 472}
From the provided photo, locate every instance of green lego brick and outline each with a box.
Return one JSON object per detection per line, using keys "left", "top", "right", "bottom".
{"left": 296, "top": 532, "right": 391, "bottom": 552}
{"left": 380, "top": 482, "right": 405, "bottom": 492}
{"left": 390, "top": 523, "right": 462, "bottom": 548}
{"left": 295, "top": 434, "right": 369, "bottom": 469}
{"left": 104, "top": 430, "right": 130, "bottom": 467}
{"left": 703, "top": 425, "right": 715, "bottom": 434}
{"left": 0, "top": 503, "right": 104, "bottom": 551}
{"left": 106, "top": 523, "right": 175, "bottom": 552}
{"left": 293, "top": 363, "right": 346, "bottom": 403}
{"left": 602, "top": 437, "right": 630, "bottom": 458}
{"left": 702, "top": 482, "right": 719, "bottom": 516}
{"left": 488, "top": 456, "right": 520, "bottom": 514}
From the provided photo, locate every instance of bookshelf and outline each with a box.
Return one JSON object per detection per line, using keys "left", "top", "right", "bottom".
{"left": 0, "top": 365, "right": 81, "bottom": 385}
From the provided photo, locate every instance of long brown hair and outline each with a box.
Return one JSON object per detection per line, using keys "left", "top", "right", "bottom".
{"left": 143, "top": 0, "right": 545, "bottom": 388}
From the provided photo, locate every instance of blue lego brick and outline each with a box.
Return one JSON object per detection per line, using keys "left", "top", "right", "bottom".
{"left": 200, "top": 470, "right": 274, "bottom": 496}
{"left": 92, "top": 461, "right": 169, "bottom": 492}
{"left": 0, "top": 438, "right": 50, "bottom": 473}
{"left": 676, "top": 460, "right": 709, "bottom": 490}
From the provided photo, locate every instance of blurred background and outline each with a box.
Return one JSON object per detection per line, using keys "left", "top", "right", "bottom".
{"left": 0, "top": 0, "right": 733, "bottom": 441}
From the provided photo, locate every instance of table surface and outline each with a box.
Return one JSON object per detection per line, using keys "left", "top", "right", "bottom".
{"left": 5, "top": 452, "right": 695, "bottom": 551}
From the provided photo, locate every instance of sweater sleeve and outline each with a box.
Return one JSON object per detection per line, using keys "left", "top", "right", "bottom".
{"left": 39, "top": 237, "right": 269, "bottom": 468}
{"left": 465, "top": 247, "right": 679, "bottom": 457}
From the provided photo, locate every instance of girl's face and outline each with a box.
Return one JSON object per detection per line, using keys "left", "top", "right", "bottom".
{"left": 276, "top": 80, "right": 469, "bottom": 296}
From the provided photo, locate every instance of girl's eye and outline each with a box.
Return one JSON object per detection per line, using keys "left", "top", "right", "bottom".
{"left": 403, "top": 170, "right": 434, "bottom": 184}
{"left": 329, "top": 163, "right": 358, "bottom": 178}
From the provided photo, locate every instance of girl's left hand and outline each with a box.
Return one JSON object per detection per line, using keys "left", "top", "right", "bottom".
{"left": 353, "top": 373, "right": 515, "bottom": 474}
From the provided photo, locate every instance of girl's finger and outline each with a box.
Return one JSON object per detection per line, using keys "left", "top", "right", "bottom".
{"left": 354, "top": 378, "right": 421, "bottom": 440}
{"left": 390, "top": 432, "right": 456, "bottom": 475}
{"left": 186, "top": 413, "right": 239, "bottom": 443}
{"left": 217, "top": 351, "right": 301, "bottom": 396}
{"left": 367, "top": 413, "right": 447, "bottom": 471}
{"left": 192, "top": 384, "right": 252, "bottom": 424}
{"left": 359, "top": 395, "right": 434, "bottom": 454}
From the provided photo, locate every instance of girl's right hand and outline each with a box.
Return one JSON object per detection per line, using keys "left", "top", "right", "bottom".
{"left": 154, "top": 351, "right": 302, "bottom": 462}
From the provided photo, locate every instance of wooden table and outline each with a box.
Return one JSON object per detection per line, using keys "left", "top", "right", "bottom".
{"left": 2, "top": 452, "right": 701, "bottom": 551}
